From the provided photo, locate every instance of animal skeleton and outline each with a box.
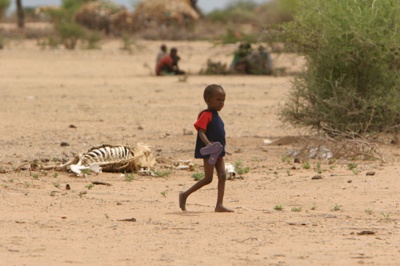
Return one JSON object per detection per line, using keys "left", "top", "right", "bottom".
{"left": 60, "top": 143, "right": 156, "bottom": 176}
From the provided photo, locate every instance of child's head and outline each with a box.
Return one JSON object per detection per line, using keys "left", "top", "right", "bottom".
{"left": 170, "top": 47, "right": 178, "bottom": 55}
{"left": 203, "top": 84, "right": 226, "bottom": 111}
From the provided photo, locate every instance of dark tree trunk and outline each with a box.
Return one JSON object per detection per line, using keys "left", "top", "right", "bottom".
{"left": 191, "top": 0, "right": 203, "bottom": 17}
{"left": 16, "top": 0, "right": 24, "bottom": 28}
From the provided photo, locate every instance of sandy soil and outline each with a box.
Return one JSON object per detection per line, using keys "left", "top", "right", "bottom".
{"left": 0, "top": 37, "right": 399, "bottom": 266}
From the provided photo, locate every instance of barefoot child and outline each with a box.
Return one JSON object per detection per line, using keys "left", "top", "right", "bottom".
{"left": 179, "top": 84, "right": 233, "bottom": 212}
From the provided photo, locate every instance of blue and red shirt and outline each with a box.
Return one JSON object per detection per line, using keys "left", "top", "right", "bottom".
{"left": 194, "top": 109, "right": 226, "bottom": 158}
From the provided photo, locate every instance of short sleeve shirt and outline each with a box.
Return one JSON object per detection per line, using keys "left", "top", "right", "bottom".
{"left": 194, "top": 109, "right": 226, "bottom": 158}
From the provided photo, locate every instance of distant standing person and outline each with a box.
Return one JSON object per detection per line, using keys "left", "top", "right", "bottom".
{"left": 155, "top": 44, "right": 167, "bottom": 71}
{"left": 179, "top": 84, "right": 233, "bottom": 213}
{"left": 156, "top": 47, "right": 185, "bottom": 76}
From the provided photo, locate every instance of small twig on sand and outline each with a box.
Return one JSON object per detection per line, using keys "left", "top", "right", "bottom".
{"left": 91, "top": 181, "right": 112, "bottom": 186}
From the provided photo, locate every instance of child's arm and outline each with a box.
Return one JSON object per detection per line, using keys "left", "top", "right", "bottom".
{"left": 198, "top": 129, "right": 211, "bottom": 146}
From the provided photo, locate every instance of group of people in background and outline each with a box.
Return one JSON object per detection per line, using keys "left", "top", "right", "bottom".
{"left": 230, "top": 42, "right": 273, "bottom": 75}
{"left": 155, "top": 44, "right": 185, "bottom": 76}
{"left": 155, "top": 42, "right": 273, "bottom": 76}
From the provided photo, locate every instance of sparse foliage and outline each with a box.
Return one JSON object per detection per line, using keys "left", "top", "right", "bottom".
{"left": 234, "top": 160, "right": 250, "bottom": 177}
{"left": 191, "top": 172, "right": 204, "bottom": 181}
{"left": 153, "top": 170, "right": 171, "bottom": 177}
{"left": 302, "top": 161, "right": 310, "bottom": 169}
{"left": 280, "top": 0, "right": 400, "bottom": 136}
{"left": 0, "top": 0, "right": 10, "bottom": 20}
{"left": 199, "top": 59, "right": 229, "bottom": 75}
{"left": 331, "top": 204, "right": 342, "bottom": 211}
{"left": 124, "top": 172, "right": 135, "bottom": 182}
{"left": 55, "top": 22, "right": 86, "bottom": 49}
{"left": 291, "top": 206, "right": 302, "bottom": 212}
{"left": 85, "top": 184, "right": 94, "bottom": 190}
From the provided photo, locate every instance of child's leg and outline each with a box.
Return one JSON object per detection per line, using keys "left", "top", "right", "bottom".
{"left": 179, "top": 159, "right": 214, "bottom": 211}
{"left": 214, "top": 158, "right": 234, "bottom": 212}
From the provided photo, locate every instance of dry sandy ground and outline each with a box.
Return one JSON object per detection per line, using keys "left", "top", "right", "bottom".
{"left": 0, "top": 36, "right": 399, "bottom": 266}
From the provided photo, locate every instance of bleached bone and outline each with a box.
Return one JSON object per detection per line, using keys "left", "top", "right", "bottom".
{"left": 70, "top": 162, "right": 102, "bottom": 175}
{"left": 173, "top": 160, "right": 194, "bottom": 171}
{"left": 225, "top": 163, "right": 236, "bottom": 180}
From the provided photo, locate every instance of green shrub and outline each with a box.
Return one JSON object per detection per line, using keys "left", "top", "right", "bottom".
{"left": 0, "top": 0, "right": 10, "bottom": 8}
{"left": 191, "top": 172, "right": 204, "bottom": 181}
{"left": 55, "top": 22, "right": 86, "bottom": 49}
{"left": 199, "top": 59, "right": 229, "bottom": 75}
{"left": 279, "top": 0, "right": 400, "bottom": 136}
{"left": 62, "top": 0, "right": 93, "bottom": 12}
{"left": 206, "top": 1, "right": 258, "bottom": 24}
{"left": 0, "top": 0, "right": 10, "bottom": 20}
{"left": 218, "top": 28, "right": 258, "bottom": 45}
{"left": 84, "top": 31, "right": 102, "bottom": 49}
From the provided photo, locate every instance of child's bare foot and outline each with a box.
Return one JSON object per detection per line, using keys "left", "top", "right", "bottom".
{"left": 179, "top": 192, "right": 187, "bottom": 211}
{"left": 215, "top": 205, "right": 234, "bottom": 212}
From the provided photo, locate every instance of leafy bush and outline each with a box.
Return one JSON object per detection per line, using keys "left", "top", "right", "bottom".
{"left": 206, "top": 0, "right": 258, "bottom": 24}
{"left": 55, "top": 22, "right": 86, "bottom": 49}
{"left": 84, "top": 31, "right": 102, "bottom": 49}
{"left": 199, "top": 59, "right": 229, "bottom": 75}
{"left": 218, "top": 28, "right": 258, "bottom": 44}
{"left": 257, "top": 0, "right": 298, "bottom": 25}
{"left": 62, "top": 0, "right": 93, "bottom": 13}
{"left": 0, "top": 0, "right": 10, "bottom": 20}
{"left": 280, "top": 0, "right": 400, "bottom": 136}
{"left": 0, "top": 0, "right": 10, "bottom": 8}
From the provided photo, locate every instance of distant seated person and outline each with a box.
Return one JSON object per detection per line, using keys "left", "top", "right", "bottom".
{"left": 155, "top": 44, "right": 167, "bottom": 71}
{"left": 230, "top": 42, "right": 252, "bottom": 73}
{"left": 156, "top": 47, "right": 186, "bottom": 76}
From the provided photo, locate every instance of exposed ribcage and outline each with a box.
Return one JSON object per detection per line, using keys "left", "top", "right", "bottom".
{"left": 80, "top": 145, "right": 135, "bottom": 165}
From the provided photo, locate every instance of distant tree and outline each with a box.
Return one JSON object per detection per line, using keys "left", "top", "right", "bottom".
{"left": 16, "top": 0, "right": 24, "bottom": 28}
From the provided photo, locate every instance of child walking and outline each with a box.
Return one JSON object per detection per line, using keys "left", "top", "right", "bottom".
{"left": 179, "top": 84, "right": 233, "bottom": 212}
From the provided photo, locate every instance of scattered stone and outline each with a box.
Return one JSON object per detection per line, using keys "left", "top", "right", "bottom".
{"left": 60, "top": 142, "right": 69, "bottom": 147}
{"left": 347, "top": 180, "right": 352, "bottom": 183}
{"left": 65, "top": 184, "right": 71, "bottom": 190}
{"left": 308, "top": 146, "right": 333, "bottom": 159}
{"left": 366, "top": 171, "right": 376, "bottom": 176}
{"left": 286, "top": 221, "right": 308, "bottom": 226}
{"left": 263, "top": 139, "right": 272, "bottom": 145}
{"left": 183, "top": 128, "right": 193, "bottom": 135}
{"left": 294, "top": 157, "right": 301, "bottom": 163}
{"left": 311, "top": 175, "right": 323, "bottom": 180}
{"left": 69, "top": 124, "right": 77, "bottom": 128}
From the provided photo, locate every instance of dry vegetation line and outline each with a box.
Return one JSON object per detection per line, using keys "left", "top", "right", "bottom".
{"left": 272, "top": 135, "right": 387, "bottom": 162}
